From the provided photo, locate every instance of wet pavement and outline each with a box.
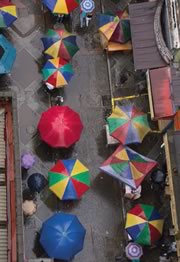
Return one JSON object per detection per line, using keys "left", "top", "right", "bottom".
{"left": 0, "top": 0, "right": 172, "bottom": 261}
{"left": 0, "top": 0, "right": 129, "bottom": 261}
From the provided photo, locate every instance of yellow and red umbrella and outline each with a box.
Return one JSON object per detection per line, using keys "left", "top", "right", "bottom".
{"left": 48, "top": 159, "right": 90, "bottom": 200}
{"left": 42, "top": 0, "right": 80, "bottom": 14}
{"left": 0, "top": 1, "right": 17, "bottom": 28}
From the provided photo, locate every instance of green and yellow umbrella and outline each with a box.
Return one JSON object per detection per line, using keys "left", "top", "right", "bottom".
{"left": 125, "top": 204, "right": 164, "bottom": 246}
{"left": 48, "top": 159, "right": 90, "bottom": 200}
{"left": 107, "top": 105, "right": 150, "bottom": 145}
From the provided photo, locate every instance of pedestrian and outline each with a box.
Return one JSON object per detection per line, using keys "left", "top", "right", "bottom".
{"left": 55, "top": 14, "right": 65, "bottom": 23}
{"left": 85, "top": 12, "right": 93, "bottom": 27}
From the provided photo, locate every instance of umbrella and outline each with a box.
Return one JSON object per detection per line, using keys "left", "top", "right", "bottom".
{"left": 42, "top": 0, "right": 80, "bottom": 14}
{"left": 49, "top": 159, "right": 90, "bottom": 200}
{"left": 98, "top": 12, "right": 131, "bottom": 44}
{"left": 41, "top": 29, "right": 79, "bottom": 60}
{"left": 27, "top": 173, "right": 47, "bottom": 193}
{"left": 21, "top": 153, "right": 36, "bottom": 169}
{"left": 22, "top": 200, "right": 37, "bottom": 216}
{"left": 125, "top": 204, "right": 164, "bottom": 246}
{"left": 38, "top": 106, "right": 83, "bottom": 148}
{"left": 40, "top": 213, "right": 86, "bottom": 260}
{"left": 107, "top": 105, "right": 150, "bottom": 145}
{"left": 0, "top": 1, "right": 17, "bottom": 28}
{"left": 80, "top": 0, "right": 95, "bottom": 13}
{"left": 125, "top": 242, "right": 143, "bottom": 260}
{"left": 100, "top": 145, "right": 157, "bottom": 189}
{"left": 0, "top": 34, "right": 16, "bottom": 74}
{"left": 41, "top": 57, "right": 74, "bottom": 89}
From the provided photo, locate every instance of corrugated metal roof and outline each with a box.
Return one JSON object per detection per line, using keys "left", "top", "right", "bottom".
{"left": 129, "top": 1, "right": 167, "bottom": 70}
{"left": 149, "top": 67, "right": 176, "bottom": 119}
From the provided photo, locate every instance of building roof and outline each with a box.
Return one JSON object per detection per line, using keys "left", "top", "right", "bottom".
{"left": 129, "top": 1, "right": 167, "bottom": 70}
{"left": 147, "top": 67, "right": 176, "bottom": 119}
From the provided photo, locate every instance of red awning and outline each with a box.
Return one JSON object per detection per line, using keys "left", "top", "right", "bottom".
{"left": 148, "top": 67, "right": 175, "bottom": 119}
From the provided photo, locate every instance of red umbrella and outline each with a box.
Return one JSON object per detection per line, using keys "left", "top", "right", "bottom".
{"left": 38, "top": 106, "right": 83, "bottom": 148}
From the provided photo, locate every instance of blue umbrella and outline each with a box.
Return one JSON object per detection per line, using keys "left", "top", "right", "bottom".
{"left": 27, "top": 173, "right": 47, "bottom": 193}
{"left": 0, "top": 34, "right": 16, "bottom": 74}
{"left": 40, "top": 213, "right": 86, "bottom": 260}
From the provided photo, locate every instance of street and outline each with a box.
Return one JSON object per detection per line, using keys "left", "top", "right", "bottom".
{"left": 0, "top": 0, "right": 128, "bottom": 261}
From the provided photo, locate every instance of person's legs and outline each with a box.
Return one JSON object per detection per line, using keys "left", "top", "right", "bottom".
{"left": 80, "top": 14, "right": 84, "bottom": 28}
{"left": 86, "top": 17, "right": 91, "bottom": 27}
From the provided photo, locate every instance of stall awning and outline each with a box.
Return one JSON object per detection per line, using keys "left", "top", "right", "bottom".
{"left": 147, "top": 67, "right": 175, "bottom": 120}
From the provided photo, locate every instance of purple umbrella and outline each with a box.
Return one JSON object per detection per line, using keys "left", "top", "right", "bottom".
{"left": 21, "top": 153, "right": 36, "bottom": 169}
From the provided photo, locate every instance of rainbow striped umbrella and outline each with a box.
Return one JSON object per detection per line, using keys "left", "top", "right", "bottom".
{"left": 42, "top": 0, "right": 80, "bottom": 14}
{"left": 0, "top": 2, "right": 17, "bottom": 28}
{"left": 100, "top": 145, "right": 157, "bottom": 189}
{"left": 125, "top": 204, "right": 164, "bottom": 246}
{"left": 107, "top": 105, "right": 150, "bottom": 145}
{"left": 41, "top": 57, "right": 74, "bottom": 89}
{"left": 49, "top": 159, "right": 90, "bottom": 200}
{"left": 41, "top": 29, "right": 79, "bottom": 60}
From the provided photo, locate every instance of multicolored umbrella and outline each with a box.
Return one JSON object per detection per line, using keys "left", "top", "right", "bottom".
{"left": 42, "top": 0, "right": 80, "bottom": 14}
{"left": 125, "top": 204, "right": 164, "bottom": 246}
{"left": 125, "top": 242, "right": 143, "bottom": 260}
{"left": 107, "top": 105, "right": 150, "bottom": 145}
{"left": 80, "top": 0, "right": 95, "bottom": 13}
{"left": 0, "top": 2, "right": 17, "bottom": 28}
{"left": 42, "top": 57, "right": 74, "bottom": 89}
{"left": 98, "top": 12, "right": 131, "bottom": 44}
{"left": 40, "top": 213, "right": 86, "bottom": 260}
{"left": 38, "top": 106, "right": 83, "bottom": 148}
{"left": 100, "top": 145, "right": 157, "bottom": 189}
{"left": 41, "top": 29, "right": 79, "bottom": 60}
{"left": 49, "top": 159, "right": 90, "bottom": 200}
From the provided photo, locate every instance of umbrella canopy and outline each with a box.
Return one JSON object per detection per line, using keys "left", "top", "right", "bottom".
{"left": 41, "top": 29, "right": 79, "bottom": 60}
{"left": 0, "top": 34, "right": 16, "bottom": 74}
{"left": 21, "top": 153, "right": 36, "bottom": 169}
{"left": 98, "top": 12, "right": 131, "bottom": 44}
{"left": 125, "top": 204, "right": 164, "bottom": 246}
{"left": 38, "top": 106, "right": 83, "bottom": 148}
{"left": 22, "top": 200, "right": 37, "bottom": 216}
{"left": 100, "top": 145, "right": 157, "bottom": 189}
{"left": 42, "top": 0, "right": 80, "bottom": 14}
{"left": 125, "top": 242, "right": 143, "bottom": 260}
{"left": 40, "top": 213, "right": 86, "bottom": 260}
{"left": 28, "top": 173, "right": 47, "bottom": 193}
{"left": 0, "top": 2, "right": 17, "bottom": 28}
{"left": 107, "top": 105, "right": 150, "bottom": 145}
{"left": 80, "top": 0, "right": 95, "bottom": 13}
{"left": 49, "top": 159, "right": 90, "bottom": 200}
{"left": 42, "top": 57, "right": 74, "bottom": 89}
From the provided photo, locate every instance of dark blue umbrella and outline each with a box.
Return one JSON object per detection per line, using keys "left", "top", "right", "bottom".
{"left": 0, "top": 34, "right": 16, "bottom": 74}
{"left": 27, "top": 173, "right": 47, "bottom": 193}
{"left": 40, "top": 213, "right": 86, "bottom": 260}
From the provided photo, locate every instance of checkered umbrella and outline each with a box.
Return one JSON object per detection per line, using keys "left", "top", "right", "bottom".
{"left": 80, "top": 0, "right": 95, "bottom": 13}
{"left": 125, "top": 242, "right": 143, "bottom": 260}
